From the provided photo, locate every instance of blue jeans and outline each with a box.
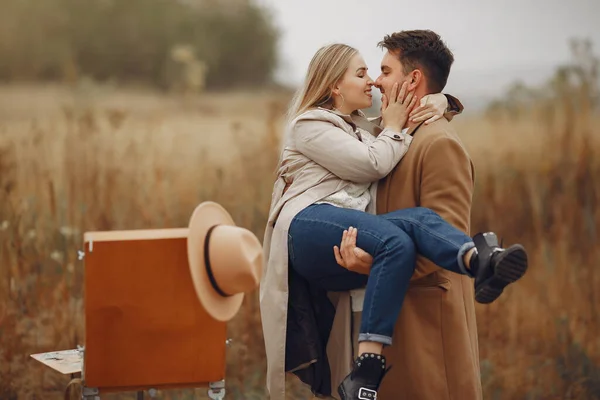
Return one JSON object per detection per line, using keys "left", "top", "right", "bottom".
{"left": 288, "top": 204, "right": 474, "bottom": 345}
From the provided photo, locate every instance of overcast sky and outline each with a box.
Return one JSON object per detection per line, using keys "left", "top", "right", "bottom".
{"left": 256, "top": 0, "right": 600, "bottom": 108}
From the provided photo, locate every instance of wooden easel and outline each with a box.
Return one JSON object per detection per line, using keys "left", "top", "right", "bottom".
{"left": 32, "top": 228, "right": 229, "bottom": 399}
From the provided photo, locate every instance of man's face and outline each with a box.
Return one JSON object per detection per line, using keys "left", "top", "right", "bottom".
{"left": 375, "top": 50, "right": 410, "bottom": 99}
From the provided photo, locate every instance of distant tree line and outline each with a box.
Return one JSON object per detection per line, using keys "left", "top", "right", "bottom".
{"left": 0, "top": 0, "right": 279, "bottom": 90}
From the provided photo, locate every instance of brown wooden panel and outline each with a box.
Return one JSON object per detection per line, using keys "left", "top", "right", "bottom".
{"left": 83, "top": 232, "right": 226, "bottom": 390}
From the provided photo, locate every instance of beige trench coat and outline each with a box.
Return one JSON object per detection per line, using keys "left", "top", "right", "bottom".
{"left": 259, "top": 108, "right": 412, "bottom": 399}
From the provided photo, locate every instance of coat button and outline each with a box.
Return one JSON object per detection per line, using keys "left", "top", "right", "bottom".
{"left": 393, "top": 134, "right": 401, "bottom": 139}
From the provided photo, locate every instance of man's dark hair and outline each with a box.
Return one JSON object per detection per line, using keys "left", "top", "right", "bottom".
{"left": 378, "top": 30, "right": 454, "bottom": 93}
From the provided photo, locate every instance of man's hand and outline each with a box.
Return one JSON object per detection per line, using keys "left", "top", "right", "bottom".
{"left": 333, "top": 226, "right": 374, "bottom": 275}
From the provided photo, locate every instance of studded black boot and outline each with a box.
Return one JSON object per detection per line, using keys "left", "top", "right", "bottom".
{"left": 337, "top": 353, "right": 390, "bottom": 400}
{"left": 472, "top": 232, "right": 528, "bottom": 303}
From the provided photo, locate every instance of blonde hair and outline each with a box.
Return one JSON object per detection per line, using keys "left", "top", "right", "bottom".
{"left": 287, "top": 44, "right": 358, "bottom": 122}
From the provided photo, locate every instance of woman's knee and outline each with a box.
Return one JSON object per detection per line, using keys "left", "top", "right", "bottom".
{"left": 382, "top": 230, "right": 416, "bottom": 259}
{"left": 413, "top": 206, "right": 439, "bottom": 218}
{"left": 369, "top": 232, "right": 416, "bottom": 283}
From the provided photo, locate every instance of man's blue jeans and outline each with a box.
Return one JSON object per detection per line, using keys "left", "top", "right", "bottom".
{"left": 288, "top": 204, "right": 474, "bottom": 345}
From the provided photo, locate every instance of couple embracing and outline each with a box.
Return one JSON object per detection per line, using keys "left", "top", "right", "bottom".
{"left": 260, "top": 30, "right": 528, "bottom": 400}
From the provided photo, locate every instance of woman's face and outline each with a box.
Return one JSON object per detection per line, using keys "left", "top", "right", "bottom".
{"left": 333, "top": 54, "right": 374, "bottom": 113}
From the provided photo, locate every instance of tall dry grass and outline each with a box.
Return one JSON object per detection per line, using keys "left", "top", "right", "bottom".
{"left": 460, "top": 96, "right": 600, "bottom": 399}
{"left": 0, "top": 83, "right": 598, "bottom": 399}
{"left": 0, "top": 84, "right": 294, "bottom": 399}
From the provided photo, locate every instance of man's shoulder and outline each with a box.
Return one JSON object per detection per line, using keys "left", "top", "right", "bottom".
{"left": 411, "top": 119, "right": 466, "bottom": 150}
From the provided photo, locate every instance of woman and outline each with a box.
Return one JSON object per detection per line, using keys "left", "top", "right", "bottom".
{"left": 260, "top": 44, "right": 528, "bottom": 399}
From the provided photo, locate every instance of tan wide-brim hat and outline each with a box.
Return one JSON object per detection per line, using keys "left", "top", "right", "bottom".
{"left": 187, "top": 201, "right": 263, "bottom": 322}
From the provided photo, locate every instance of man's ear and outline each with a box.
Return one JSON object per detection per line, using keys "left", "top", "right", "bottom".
{"left": 408, "top": 70, "right": 423, "bottom": 91}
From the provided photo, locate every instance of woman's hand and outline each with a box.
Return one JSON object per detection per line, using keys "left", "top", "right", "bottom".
{"left": 409, "top": 93, "right": 448, "bottom": 125}
{"left": 333, "top": 227, "right": 374, "bottom": 275}
{"left": 381, "top": 82, "right": 418, "bottom": 132}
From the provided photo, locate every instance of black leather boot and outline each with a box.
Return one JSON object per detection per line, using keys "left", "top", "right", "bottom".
{"left": 472, "top": 232, "right": 528, "bottom": 303}
{"left": 338, "top": 353, "right": 390, "bottom": 399}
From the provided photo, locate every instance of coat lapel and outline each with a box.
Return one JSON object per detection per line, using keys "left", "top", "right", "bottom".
{"left": 406, "top": 121, "right": 426, "bottom": 136}
{"left": 353, "top": 115, "right": 383, "bottom": 136}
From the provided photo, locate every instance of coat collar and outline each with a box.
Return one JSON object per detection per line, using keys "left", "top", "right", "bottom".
{"left": 315, "top": 107, "right": 367, "bottom": 128}
{"left": 406, "top": 121, "right": 426, "bottom": 136}
{"left": 345, "top": 114, "right": 426, "bottom": 137}
{"left": 314, "top": 108, "right": 425, "bottom": 137}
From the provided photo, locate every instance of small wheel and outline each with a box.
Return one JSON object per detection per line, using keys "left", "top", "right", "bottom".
{"left": 207, "top": 388, "right": 226, "bottom": 400}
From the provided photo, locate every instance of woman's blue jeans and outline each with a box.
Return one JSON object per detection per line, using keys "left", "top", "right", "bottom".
{"left": 288, "top": 204, "right": 474, "bottom": 345}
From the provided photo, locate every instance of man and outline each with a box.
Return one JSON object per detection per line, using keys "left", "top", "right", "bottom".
{"left": 338, "top": 30, "right": 483, "bottom": 399}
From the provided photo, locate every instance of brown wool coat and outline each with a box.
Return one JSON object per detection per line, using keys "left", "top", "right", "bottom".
{"left": 375, "top": 118, "right": 483, "bottom": 400}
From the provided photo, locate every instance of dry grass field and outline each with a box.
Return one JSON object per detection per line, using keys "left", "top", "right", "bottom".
{"left": 0, "top": 83, "right": 598, "bottom": 399}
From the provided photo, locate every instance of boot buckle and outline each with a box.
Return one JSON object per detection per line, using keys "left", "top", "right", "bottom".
{"left": 358, "top": 387, "right": 377, "bottom": 399}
